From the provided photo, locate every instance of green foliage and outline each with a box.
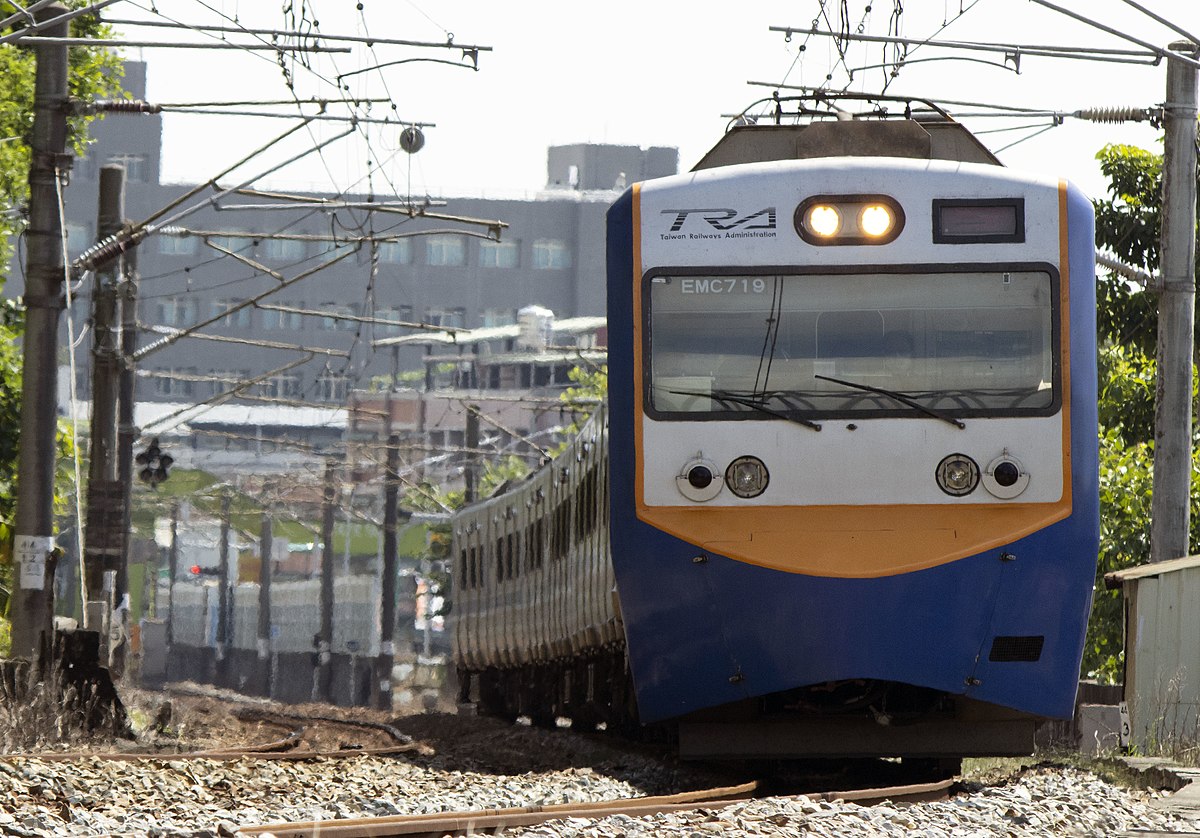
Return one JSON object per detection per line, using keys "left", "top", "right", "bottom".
{"left": 1097, "top": 345, "right": 1156, "bottom": 449}
{"left": 1085, "top": 140, "right": 1200, "bottom": 682}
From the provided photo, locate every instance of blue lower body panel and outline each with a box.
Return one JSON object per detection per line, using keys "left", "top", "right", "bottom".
{"left": 609, "top": 510, "right": 1096, "bottom": 724}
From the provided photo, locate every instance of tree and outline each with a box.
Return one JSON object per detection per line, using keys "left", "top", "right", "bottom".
{"left": 0, "top": 4, "right": 124, "bottom": 620}
{"left": 1083, "top": 142, "right": 1200, "bottom": 680}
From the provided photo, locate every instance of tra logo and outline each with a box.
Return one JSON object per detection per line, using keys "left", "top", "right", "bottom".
{"left": 661, "top": 207, "right": 777, "bottom": 232}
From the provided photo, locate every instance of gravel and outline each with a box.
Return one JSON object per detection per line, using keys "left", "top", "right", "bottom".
{"left": 0, "top": 706, "right": 1196, "bottom": 836}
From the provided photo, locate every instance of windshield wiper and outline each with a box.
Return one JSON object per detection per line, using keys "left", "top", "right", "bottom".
{"left": 666, "top": 388, "right": 821, "bottom": 431}
{"left": 814, "top": 374, "right": 965, "bottom": 429}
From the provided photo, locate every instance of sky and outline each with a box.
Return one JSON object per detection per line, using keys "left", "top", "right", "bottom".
{"left": 106, "top": 1, "right": 1198, "bottom": 204}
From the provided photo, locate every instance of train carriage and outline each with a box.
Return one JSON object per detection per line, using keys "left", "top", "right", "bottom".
{"left": 453, "top": 111, "right": 1099, "bottom": 763}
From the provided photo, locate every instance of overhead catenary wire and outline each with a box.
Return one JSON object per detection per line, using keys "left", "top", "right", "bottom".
{"left": 1026, "top": 0, "right": 1200, "bottom": 70}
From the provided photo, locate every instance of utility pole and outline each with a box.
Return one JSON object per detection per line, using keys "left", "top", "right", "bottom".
{"left": 374, "top": 431, "right": 400, "bottom": 710}
{"left": 215, "top": 492, "right": 232, "bottom": 681}
{"left": 166, "top": 503, "right": 178, "bottom": 655}
{"left": 258, "top": 497, "right": 273, "bottom": 698}
{"left": 84, "top": 164, "right": 125, "bottom": 671}
{"left": 317, "top": 458, "right": 337, "bottom": 703}
{"left": 116, "top": 218, "right": 139, "bottom": 641}
{"left": 1150, "top": 40, "right": 1200, "bottom": 563}
{"left": 11, "top": 3, "right": 71, "bottom": 662}
{"left": 464, "top": 406, "right": 480, "bottom": 503}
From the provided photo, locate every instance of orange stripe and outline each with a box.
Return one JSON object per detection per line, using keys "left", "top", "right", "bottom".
{"left": 1057, "top": 179, "right": 1074, "bottom": 510}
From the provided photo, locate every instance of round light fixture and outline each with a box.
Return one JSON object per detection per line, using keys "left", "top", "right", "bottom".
{"left": 676, "top": 458, "right": 723, "bottom": 502}
{"left": 807, "top": 205, "right": 841, "bottom": 237}
{"left": 982, "top": 453, "right": 1030, "bottom": 499}
{"left": 935, "top": 453, "right": 980, "bottom": 497}
{"left": 725, "top": 455, "right": 770, "bottom": 498}
{"left": 859, "top": 204, "right": 894, "bottom": 237}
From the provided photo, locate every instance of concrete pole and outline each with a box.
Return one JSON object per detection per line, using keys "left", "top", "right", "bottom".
{"left": 317, "top": 458, "right": 337, "bottom": 702}
{"left": 117, "top": 224, "right": 139, "bottom": 634}
{"left": 215, "top": 492, "right": 231, "bottom": 679}
{"left": 464, "top": 406, "right": 480, "bottom": 503}
{"left": 166, "top": 503, "right": 178, "bottom": 652}
{"left": 257, "top": 499, "right": 273, "bottom": 697}
{"left": 10, "top": 3, "right": 71, "bottom": 662}
{"left": 85, "top": 165, "right": 124, "bottom": 671}
{"left": 374, "top": 432, "right": 400, "bottom": 710}
{"left": 1150, "top": 41, "right": 1199, "bottom": 563}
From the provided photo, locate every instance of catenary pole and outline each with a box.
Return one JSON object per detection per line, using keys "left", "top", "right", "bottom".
{"left": 1150, "top": 41, "right": 1200, "bottom": 563}
{"left": 258, "top": 497, "right": 273, "bottom": 698}
{"left": 375, "top": 431, "right": 400, "bottom": 710}
{"left": 11, "top": 3, "right": 71, "bottom": 661}
{"left": 317, "top": 458, "right": 337, "bottom": 702}
{"left": 84, "top": 164, "right": 125, "bottom": 670}
{"left": 116, "top": 213, "right": 139, "bottom": 666}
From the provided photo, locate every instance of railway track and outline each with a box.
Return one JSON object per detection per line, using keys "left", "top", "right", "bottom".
{"left": 238, "top": 778, "right": 957, "bottom": 837}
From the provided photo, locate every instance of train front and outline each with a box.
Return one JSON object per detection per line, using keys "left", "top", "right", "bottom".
{"left": 606, "top": 137, "right": 1098, "bottom": 759}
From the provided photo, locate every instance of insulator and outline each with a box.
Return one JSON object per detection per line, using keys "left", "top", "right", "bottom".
{"left": 92, "top": 99, "right": 162, "bottom": 114}
{"left": 1074, "top": 107, "right": 1153, "bottom": 124}
{"left": 74, "top": 234, "right": 128, "bottom": 272}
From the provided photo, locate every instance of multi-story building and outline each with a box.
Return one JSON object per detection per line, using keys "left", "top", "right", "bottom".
{"left": 9, "top": 62, "right": 676, "bottom": 417}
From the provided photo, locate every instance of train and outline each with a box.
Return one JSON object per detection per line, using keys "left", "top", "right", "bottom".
{"left": 451, "top": 100, "right": 1099, "bottom": 766}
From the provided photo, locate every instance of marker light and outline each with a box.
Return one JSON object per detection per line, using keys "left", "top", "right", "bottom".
{"left": 859, "top": 204, "right": 894, "bottom": 237}
{"left": 677, "top": 457, "right": 723, "bottom": 502}
{"left": 982, "top": 452, "right": 1030, "bottom": 499}
{"left": 807, "top": 205, "right": 841, "bottom": 237}
{"left": 726, "top": 455, "right": 769, "bottom": 499}
{"left": 935, "top": 453, "right": 980, "bottom": 497}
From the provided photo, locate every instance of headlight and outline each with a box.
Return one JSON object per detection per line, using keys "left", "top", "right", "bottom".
{"left": 806, "top": 205, "right": 841, "bottom": 237}
{"left": 859, "top": 204, "right": 895, "bottom": 237}
{"left": 795, "top": 195, "right": 904, "bottom": 245}
{"left": 725, "top": 455, "right": 769, "bottom": 498}
{"left": 935, "top": 453, "right": 979, "bottom": 497}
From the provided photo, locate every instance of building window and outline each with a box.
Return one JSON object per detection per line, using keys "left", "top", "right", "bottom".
{"left": 319, "top": 302, "right": 358, "bottom": 331}
{"left": 425, "top": 234, "right": 466, "bottom": 267}
{"left": 379, "top": 239, "right": 412, "bottom": 264}
{"left": 532, "top": 239, "right": 572, "bottom": 270}
{"left": 479, "top": 240, "right": 519, "bottom": 268}
{"left": 480, "top": 308, "right": 516, "bottom": 328}
{"left": 425, "top": 307, "right": 465, "bottom": 329}
{"left": 105, "top": 153, "right": 149, "bottom": 183}
{"left": 159, "top": 233, "right": 197, "bottom": 256}
{"left": 209, "top": 369, "right": 250, "bottom": 395}
{"left": 208, "top": 232, "right": 255, "bottom": 254}
{"left": 316, "top": 239, "right": 354, "bottom": 257}
{"left": 263, "top": 302, "right": 304, "bottom": 331}
{"left": 259, "top": 374, "right": 301, "bottom": 398}
{"left": 212, "top": 299, "right": 252, "bottom": 328}
{"left": 154, "top": 296, "right": 199, "bottom": 327}
{"left": 316, "top": 373, "right": 349, "bottom": 403}
{"left": 263, "top": 237, "right": 306, "bottom": 261}
{"left": 151, "top": 368, "right": 196, "bottom": 398}
{"left": 375, "top": 305, "right": 412, "bottom": 337}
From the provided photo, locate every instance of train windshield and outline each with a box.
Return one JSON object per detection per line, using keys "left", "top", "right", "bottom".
{"left": 646, "top": 269, "right": 1057, "bottom": 419}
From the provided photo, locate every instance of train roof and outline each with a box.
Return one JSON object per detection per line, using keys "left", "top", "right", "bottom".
{"left": 693, "top": 119, "right": 1001, "bottom": 170}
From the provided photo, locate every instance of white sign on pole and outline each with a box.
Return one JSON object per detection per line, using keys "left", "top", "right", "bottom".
{"left": 15, "top": 534, "right": 54, "bottom": 591}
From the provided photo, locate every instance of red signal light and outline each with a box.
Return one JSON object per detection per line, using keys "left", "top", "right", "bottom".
{"left": 190, "top": 564, "right": 201, "bottom": 575}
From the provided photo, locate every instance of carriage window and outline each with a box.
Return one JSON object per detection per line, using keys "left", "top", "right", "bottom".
{"left": 647, "top": 269, "right": 1057, "bottom": 419}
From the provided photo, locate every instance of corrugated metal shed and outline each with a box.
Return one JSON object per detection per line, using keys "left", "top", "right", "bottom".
{"left": 1105, "top": 555, "right": 1200, "bottom": 750}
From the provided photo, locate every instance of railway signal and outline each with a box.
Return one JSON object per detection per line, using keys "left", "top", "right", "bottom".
{"left": 136, "top": 438, "right": 173, "bottom": 488}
